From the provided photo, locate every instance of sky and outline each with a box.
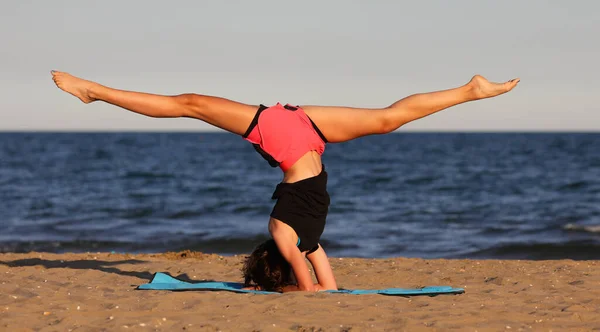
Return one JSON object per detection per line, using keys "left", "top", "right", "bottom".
{"left": 1, "top": 0, "right": 598, "bottom": 131}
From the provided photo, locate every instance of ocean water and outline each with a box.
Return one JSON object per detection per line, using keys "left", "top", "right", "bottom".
{"left": 1, "top": 132, "right": 599, "bottom": 260}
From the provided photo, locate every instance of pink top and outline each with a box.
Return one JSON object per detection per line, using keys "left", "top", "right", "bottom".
{"left": 243, "top": 103, "right": 327, "bottom": 171}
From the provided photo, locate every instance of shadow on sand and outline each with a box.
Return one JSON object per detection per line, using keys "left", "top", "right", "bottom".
{"left": 0, "top": 257, "right": 212, "bottom": 284}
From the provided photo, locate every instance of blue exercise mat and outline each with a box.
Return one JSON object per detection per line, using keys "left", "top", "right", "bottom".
{"left": 138, "top": 272, "right": 465, "bottom": 296}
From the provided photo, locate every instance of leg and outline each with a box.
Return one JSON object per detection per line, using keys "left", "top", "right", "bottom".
{"left": 51, "top": 71, "right": 258, "bottom": 135}
{"left": 303, "top": 75, "right": 520, "bottom": 143}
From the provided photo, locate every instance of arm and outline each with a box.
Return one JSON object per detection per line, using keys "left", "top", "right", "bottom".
{"left": 306, "top": 245, "right": 338, "bottom": 291}
{"left": 279, "top": 245, "right": 337, "bottom": 292}
{"left": 270, "top": 225, "right": 316, "bottom": 292}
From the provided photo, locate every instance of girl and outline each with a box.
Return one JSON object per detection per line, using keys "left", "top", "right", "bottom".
{"left": 51, "top": 71, "right": 519, "bottom": 292}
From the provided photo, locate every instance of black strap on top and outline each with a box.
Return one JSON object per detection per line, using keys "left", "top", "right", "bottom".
{"left": 244, "top": 104, "right": 328, "bottom": 143}
{"left": 253, "top": 143, "right": 280, "bottom": 167}
{"left": 307, "top": 117, "right": 328, "bottom": 143}
{"left": 244, "top": 105, "right": 280, "bottom": 167}
{"left": 242, "top": 104, "right": 269, "bottom": 138}
{"left": 284, "top": 104, "right": 329, "bottom": 143}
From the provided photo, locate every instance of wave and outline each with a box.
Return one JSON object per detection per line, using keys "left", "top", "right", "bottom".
{"left": 557, "top": 181, "right": 589, "bottom": 191}
{"left": 122, "top": 171, "right": 175, "bottom": 179}
{"left": 0, "top": 240, "right": 146, "bottom": 253}
{"left": 403, "top": 175, "right": 438, "bottom": 186}
{"left": 563, "top": 223, "right": 600, "bottom": 234}
{"left": 0, "top": 235, "right": 354, "bottom": 257}
{"left": 457, "top": 241, "right": 600, "bottom": 260}
{"left": 166, "top": 209, "right": 206, "bottom": 220}
{"left": 172, "top": 235, "right": 270, "bottom": 254}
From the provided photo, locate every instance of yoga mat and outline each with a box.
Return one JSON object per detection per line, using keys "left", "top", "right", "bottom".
{"left": 138, "top": 273, "right": 465, "bottom": 296}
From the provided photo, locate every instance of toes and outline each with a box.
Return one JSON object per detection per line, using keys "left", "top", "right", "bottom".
{"left": 503, "top": 79, "right": 520, "bottom": 92}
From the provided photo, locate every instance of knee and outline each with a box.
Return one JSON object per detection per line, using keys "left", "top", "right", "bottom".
{"left": 376, "top": 108, "right": 399, "bottom": 134}
{"left": 174, "top": 93, "right": 208, "bottom": 117}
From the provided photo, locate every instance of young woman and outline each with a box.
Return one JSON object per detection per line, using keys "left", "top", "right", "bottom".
{"left": 51, "top": 71, "right": 519, "bottom": 292}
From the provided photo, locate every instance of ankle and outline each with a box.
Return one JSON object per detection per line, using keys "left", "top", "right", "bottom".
{"left": 86, "top": 83, "right": 101, "bottom": 100}
{"left": 462, "top": 82, "right": 478, "bottom": 101}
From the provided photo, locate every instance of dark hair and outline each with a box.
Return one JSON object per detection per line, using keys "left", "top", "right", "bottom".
{"left": 242, "top": 239, "right": 292, "bottom": 292}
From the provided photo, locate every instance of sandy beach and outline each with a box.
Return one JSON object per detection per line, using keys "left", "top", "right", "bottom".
{"left": 0, "top": 252, "right": 598, "bottom": 331}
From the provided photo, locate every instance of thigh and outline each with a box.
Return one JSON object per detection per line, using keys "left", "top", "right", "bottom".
{"left": 302, "top": 105, "right": 388, "bottom": 143}
{"left": 187, "top": 95, "right": 259, "bottom": 136}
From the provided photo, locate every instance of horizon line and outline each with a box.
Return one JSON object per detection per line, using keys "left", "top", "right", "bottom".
{"left": 1, "top": 129, "right": 599, "bottom": 134}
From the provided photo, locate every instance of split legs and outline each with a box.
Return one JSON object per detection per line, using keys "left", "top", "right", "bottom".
{"left": 51, "top": 72, "right": 519, "bottom": 142}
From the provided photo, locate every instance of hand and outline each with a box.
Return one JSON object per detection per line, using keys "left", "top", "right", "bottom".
{"left": 242, "top": 285, "right": 262, "bottom": 291}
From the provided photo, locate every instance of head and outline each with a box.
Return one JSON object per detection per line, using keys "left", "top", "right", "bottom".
{"left": 242, "top": 239, "right": 292, "bottom": 292}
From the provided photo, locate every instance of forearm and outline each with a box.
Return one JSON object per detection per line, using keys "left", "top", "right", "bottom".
{"left": 281, "top": 284, "right": 302, "bottom": 292}
{"left": 314, "top": 283, "right": 337, "bottom": 291}
{"left": 281, "top": 283, "right": 335, "bottom": 293}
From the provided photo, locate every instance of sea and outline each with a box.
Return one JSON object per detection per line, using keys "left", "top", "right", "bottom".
{"left": 1, "top": 132, "right": 599, "bottom": 260}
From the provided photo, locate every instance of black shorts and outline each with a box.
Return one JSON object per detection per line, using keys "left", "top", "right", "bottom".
{"left": 270, "top": 166, "right": 330, "bottom": 253}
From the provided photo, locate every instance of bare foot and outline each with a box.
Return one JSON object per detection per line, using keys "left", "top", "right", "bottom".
{"left": 51, "top": 71, "right": 97, "bottom": 104}
{"left": 468, "top": 75, "right": 520, "bottom": 100}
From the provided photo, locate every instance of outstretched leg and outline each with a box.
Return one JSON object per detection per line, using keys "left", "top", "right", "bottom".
{"left": 302, "top": 75, "right": 520, "bottom": 143}
{"left": 51, "top": 71, "right": 258, "bottom": 135}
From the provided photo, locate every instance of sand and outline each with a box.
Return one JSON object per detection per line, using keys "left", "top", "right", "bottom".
{"left": 0, "top": 252, "right": 598, "bottom": 331}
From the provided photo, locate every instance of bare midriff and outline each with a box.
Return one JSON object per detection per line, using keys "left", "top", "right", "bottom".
{"left": 282, "top": 151, "right": 323, "bottom": 183}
